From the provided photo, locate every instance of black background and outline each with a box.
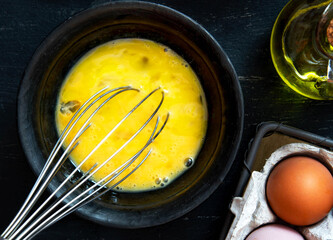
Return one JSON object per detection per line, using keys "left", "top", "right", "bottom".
{"left": 1, "top": 0, "right": 333, "bottom": 239}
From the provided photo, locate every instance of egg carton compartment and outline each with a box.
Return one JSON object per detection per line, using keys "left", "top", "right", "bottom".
{"left": 219, "top": 122, "right": 333, "bottom": 240}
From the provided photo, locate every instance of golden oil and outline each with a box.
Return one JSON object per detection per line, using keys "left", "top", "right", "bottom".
{"left": 271, "top": 0, "right": 333, "bottom": 100}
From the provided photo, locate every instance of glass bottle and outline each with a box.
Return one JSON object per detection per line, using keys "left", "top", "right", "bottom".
{"left": 271, "top": 0, "right": 333, "bottom": 100}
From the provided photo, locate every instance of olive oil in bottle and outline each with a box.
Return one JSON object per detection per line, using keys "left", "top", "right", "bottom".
{"left": 271, "top": 0, "right": 333, "bottom": 100}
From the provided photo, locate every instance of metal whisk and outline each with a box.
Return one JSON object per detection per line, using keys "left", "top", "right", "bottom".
{"left": 1, "top": 86, "right": 168, "bottom": 240}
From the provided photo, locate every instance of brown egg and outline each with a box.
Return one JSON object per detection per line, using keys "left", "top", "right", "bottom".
{"left": 266, "top": 156, "right": 333, "bottom": 226}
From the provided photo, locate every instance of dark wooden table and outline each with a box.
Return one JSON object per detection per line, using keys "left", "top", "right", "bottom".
{"left": 1, "top": 0, "right": 332, "bottom": 239}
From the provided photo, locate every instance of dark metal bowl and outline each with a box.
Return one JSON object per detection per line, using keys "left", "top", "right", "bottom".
{"left": 17, "top": 1, "right": 243, "bottom": 228}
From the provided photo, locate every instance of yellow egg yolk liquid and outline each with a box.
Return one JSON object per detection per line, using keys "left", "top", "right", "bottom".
{"left": 56, "top": 38, "right": 207, "bottom": 192}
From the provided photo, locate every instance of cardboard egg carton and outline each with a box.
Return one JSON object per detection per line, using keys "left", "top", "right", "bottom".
{"left": 226, "top": 143, "right": 333, "bottom": 240}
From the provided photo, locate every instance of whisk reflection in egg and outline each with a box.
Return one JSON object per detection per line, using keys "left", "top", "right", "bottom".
{"left": 1, "top": 86, "right": 168, "bottom": 240}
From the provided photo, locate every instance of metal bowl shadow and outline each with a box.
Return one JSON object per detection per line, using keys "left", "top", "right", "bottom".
{"left": 17, "top": 1, "right": 244, "bottom": 228}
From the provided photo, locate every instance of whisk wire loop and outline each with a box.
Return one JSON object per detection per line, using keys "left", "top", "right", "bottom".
{"left": 26, "top": 113, "right": 168, "bottom": 240}
{"left": 5, "top": 87, "right": 137, "bottom": 240}
{"left": 1, "top": 86, "right": 168, "bottom": 240}
{"left": 0, "top": 86, "right": 112, "bottom": 238}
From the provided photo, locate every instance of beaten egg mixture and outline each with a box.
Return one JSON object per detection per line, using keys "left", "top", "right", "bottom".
{"left": 56, "top": 38, "right": 207, "bottom": 192}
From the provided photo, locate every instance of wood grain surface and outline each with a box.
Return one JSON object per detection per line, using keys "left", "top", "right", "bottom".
{"left": 1, "top": 0, "right": 332, "bottom": 239}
